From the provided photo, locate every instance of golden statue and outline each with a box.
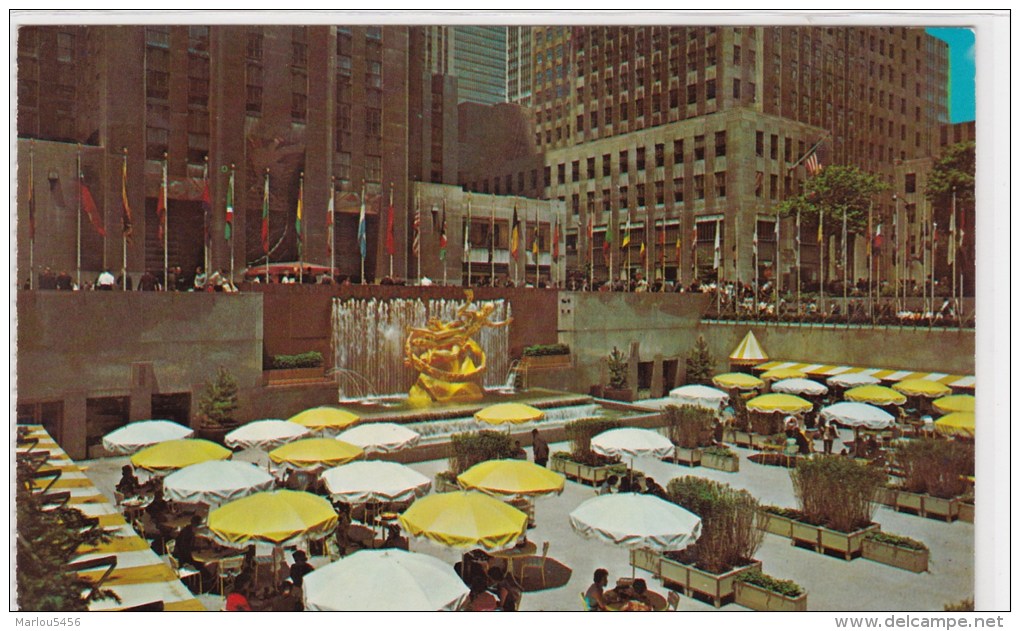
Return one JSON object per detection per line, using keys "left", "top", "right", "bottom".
{"left": 404, "top": 290, "right": 511, "bottom": 405}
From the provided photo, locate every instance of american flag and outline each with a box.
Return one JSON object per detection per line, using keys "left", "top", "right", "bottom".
{"left": 412, "top": 207, "right": 421, "bottom": 256}
{"left": 805, "top": 151, "right": 821, "bottom": 176}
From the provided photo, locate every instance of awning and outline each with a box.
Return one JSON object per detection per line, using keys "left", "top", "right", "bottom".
{"left": 729, "top": 330, "right": 768, "bottom": 366}
{"left": 753, "top": 360, "right": 974, "bottom": 390}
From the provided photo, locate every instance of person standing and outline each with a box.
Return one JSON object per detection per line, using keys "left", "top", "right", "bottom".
{"left": 96, "top": 269, "right": 116, "bottom": 290}
{"left": 55, "top": 270, "right": 73, "bottom": 290}
{"left": 531, "top": 428, "right": 549, "bottom": 467}
{"left": 584, "top": 568, "right": 610, "bottom": 611}
{"left": 823, "top": 422, "right": 838, "bottom": 455}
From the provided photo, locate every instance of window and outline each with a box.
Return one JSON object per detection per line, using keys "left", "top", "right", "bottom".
{"left": 715, "top": 171, "right": 726, "bottom": 198}
{"left": 589, "top": 110, "right": 598, "bottom": 129}
{"left": 694, "top": 135, "right": 705, "bottom": 161}
{"left": 365, "top": 155, "right": 381, "bottom": 182}
{"left": 687, "top": 83, "right": 697, "bottom": 105}
{"left": 620, "top": 101, "right": 628, "bottom": 120}
{"left": 706, "top": 79, "right": 716, "bottom": 100}
{"left": 557, "top": 163, "right": 566, "bottom": 184}
{"left": 636, "top": 147, "right": 646, "bottom": 171}
{"left": 733, "top": 44, "right": 741, "bottom": 64}
{"left": 187, "top": 55, "right": 209, "bottom": 106}
{"left": 905, "top": 173, "right": 916, "bottom": 194}
{"left": 366, "top": 60, "right": 382, "bottom": 89}
{"left": 714, "top": 131, "right": 726, "bottom": 157}
{"left": 637, "top": 183, "right": 646, "bottom": 207}
{"left": 146, "top": 126, "right": 169, "bottom": 160}
{"left": 337, "top": 103, "right": 352, "bottom": 134}
{"left": 366, "top": 26, "right": 382, "bottom": 41}
{"left": 673, "top": 139, "right": 683, "bottom": 163}
{"left": 366, "top": 108, "right": 382, "bottom": 139}
{"left": 571, "top": 193, "right": 580, "bottom": 215}
{"left": 602, "top": 154, "right": 611, "bottom": 177}
{"left": 587, "top": 157, "right": 596, "bottom": 179}
{"left": 755, "top": 131, "right": 764, "bottom": 157}
{"left": 694, "top": 174, "right": 705, "bottom": 199}
{"left": 784, "top": 137, "right": 792, "bottom": 162}
{"left": 770, "top": 134, "right": 778, "bottom": 160}
{"left": 732, "top": 78, "right": 741, "bottom": 99}
{"left": 669, "top": 87, "right": 679, "bottom": 109}
{"left": 145, "top": 26, "right": 169, "bottom": 48}
{"left": 543, "top": 166, "right": 551, "bottom": 187}
{"left": 655, "top": 180, "right": 664, "bottom": 205}
{"left": 246, "top": 29, "right": 263, "bottom": 61}
{"left": 338, "top": 55, "right": 352, "bottom": 79}
{"left": 291, "top": 73, "right": 307, "bottom": 122}
{"left": 619, "top": 150, "right": 629, "bottom": 174}
{"left": 246, "top": 63, "right": 263, "bottom": 114}
{"left": 518, "top": 171, "right": 525, "bottom": 191}
{"left": 572, "top": 160, "right": 580, "bottom": 183}
{"left": 188, "top": 26, "right": 209, "bottom": 53}
{"left": 618, "top": 186, "right": 628, "bottom": 208}
{"left": 770, "top": 174, "right": 778, "bottom": 198}
{"left": 655, "top": 143, "right": 664, "bottom": 168}
{"left": 146, "top": 47, "right": 170, "bottom": 100}
{"left": 755, "top": 171, "right": 764, "bottom": 197}
{"left": 292, "top": 27, "right": 308, "bottom": 68}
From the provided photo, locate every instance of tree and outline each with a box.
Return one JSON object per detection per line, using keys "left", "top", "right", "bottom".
{"left": 685, "top": 335, "right": 714, "bottom": 385}
{"left": 196, "top": 366, "right": 240, "bottom": 428}
{"left": 776, "top": 165, "right": 890, "bottom": 249}
{"left": 925, "top": 141, "right": 975, "bottom": 291}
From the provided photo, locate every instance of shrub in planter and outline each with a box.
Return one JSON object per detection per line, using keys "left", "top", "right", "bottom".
{"left": 944, "top": 598, "right": 974, "bottom": 612}
{"left": 685, "top": 336, "right": 715, "bottom": 385}
{"left": 269, "top": 351, "right": 324, "bottom": 369}
{"left": 606, "top": 347, "right": 628, "bottom": 390}
{"left": 195, "top": 366, "right": 240, "bottom": 442}
{"left": 790, "top": 455, "right": 885, "bottom": 532}
{"left": 735, "top": 568, "right": 804, "bottom": 598}
{"left": 447, "top": 430, "right": 516, "bottom": 476}
{"left": 666, "top": 476, "right": 764, "bottom": 574}
{"left": 704, "top": 445, "right": 737, "bottom": 459}
{"left": 895, "top": 438, "right": 974, "bottom": 499}
{"left": 522, "top": 343, "right": 570, "bottom": 357}
{"left": 564, "top": 418, "right": 623, "bottom": 467}
{"left": 664, "top": 405, "right": 716, "bottom": 449}
{"left": 864, "top": 531, "right": 928, "bottom": 552}
{"left": 750, "top": 411, "right": 787, "bottom": 436}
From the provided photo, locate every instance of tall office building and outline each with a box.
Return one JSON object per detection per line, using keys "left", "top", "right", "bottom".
{"left": 506, "top": 26, "right": 533, "bottom": 106}
{"left": 451, "top": 26, "right": 507, "bottom": 105}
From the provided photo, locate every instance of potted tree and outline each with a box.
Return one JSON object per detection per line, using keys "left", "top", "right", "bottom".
{"left": 888, "top": 438, "right": 973, "bottom": 522}
{"left": 685, "top": 336, "right": 714, "bottom": 385}
{"left": 702, "top": 445, "right": 740, "bottom": 473}
{"left": 601, "top": 347, "right": 634, "bottom": 402}
{"left": 664, "top": 405, "right": 715, "bottom": 467}
{"left": 436, "top": 430, "right": 518, "bottom": 492}
{"left": 194, "top": 366, "right": 241, "bottom": 445}
{"left": 862, "top": 531, "right": 930, "bottom": 573}
{"left": 549, "top": 418, "right": 626, "bottom": 486}
{"left": 733, "top": 568, "right": 808, "bottom": 612}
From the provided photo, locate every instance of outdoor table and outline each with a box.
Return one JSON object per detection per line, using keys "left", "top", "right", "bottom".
{"left": 120, "top": 496, "right": 153, "bottom": 522}
{"left": 604, "top": 588, "right": 668, "bottom": 612}
{"left": 489, "top": 540, "right": 537, "bottom": 575}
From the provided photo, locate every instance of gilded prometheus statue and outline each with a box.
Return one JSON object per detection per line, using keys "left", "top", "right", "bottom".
{"left": 404, "top": 290, "right": 512, "bottom": 404}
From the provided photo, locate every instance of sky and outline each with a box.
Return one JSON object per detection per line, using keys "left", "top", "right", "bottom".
{"left": 925, "top": 27, "right": 976, "bottom": 123}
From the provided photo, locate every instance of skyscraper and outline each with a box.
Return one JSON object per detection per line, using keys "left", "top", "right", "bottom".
{"left": 451, "top": 26, "right": 507, "bottom": 105}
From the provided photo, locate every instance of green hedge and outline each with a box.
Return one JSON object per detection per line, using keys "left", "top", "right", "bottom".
{"left": 447, "top": 430, "right": 516, "bottom": 476}
{"left": 523, "top": 343, "right": 571, "bottom": 357}
{"left": 270, "top": 351, "right": 324, "bottom": 369}
{"left": 736, "top": 568, "right": 804, "bottom": 598}
{"left": 564, "top": 418, "right": 623, "bottom": 466}
{"left": 703, "top": 445, "right": 736, "bottom": 458}
{"left": 865, "top": 530, "right": 929, "bottom": 552}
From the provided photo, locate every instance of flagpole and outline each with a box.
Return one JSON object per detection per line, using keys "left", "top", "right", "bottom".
{"left": 416, "top": 190, "right": 422, "bottom": 285}
{"left": 588, "top": 205, "right": 593, "bottom": 289}
{"left": 203, "top": 156, "right": 210, "bottom": 279}
{"left": 361, "top": 180, "right": 367, "bottom": 285}
{"left": 229, "top": 164, "right": 236, "bottom": 284}
{"left": 77, "top": 145, "right": 82, "bottom": 289}
{"left": 892, "top": 195, "right": 899, "bottom": 314}
{"left": 387, "top": 183, "right": 393, "bottom": 278}
{"left": 465, "top": 193, "right": 472, "bottom": 286}
{"left": 264, "top": 168, "right": 270, "bottom": 284}
{"left": 867, "top": 200, "right": 874, "bottom": 321}
{"left": 842, "top": 204, "right": 848, "bottom": 323}
{"left": 298, "top": 172, "right": 304, "bottom": 284}
{"left": 753, "top": 219, "right": 758, "bottom": 319}
{"left": 29, "top": 140, "right": 35, "bottom": 290}
{"left": 930, "top": 217, "right": 936, "bottom": 328}
{"left": 951, "top": 188, "right": 957, "bottom": 318}
{"left": 122, "top": 148, "right": 129, "bottom": 290}
{"left": 329, "top": 177, "right": 336, "bottom": 280}
{"left": 489, "top": 203, "right": 495, "bottom": 286}
{"left": 774, "top": 207, "right": 780, "bottom": 322}
{"left": 163, "top": 153, "right": 169, "bottom": 291}
{"left": 795, "top": 207, "right": 801, "bottom": 315}
{"left": 818, "top": 205, "right": 824, "bottom": 315}
{"left": 534, "top": 207, "right": 539, "bottom": 288}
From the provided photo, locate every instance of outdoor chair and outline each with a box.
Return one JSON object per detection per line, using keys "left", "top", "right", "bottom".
{"left": 580, "top": 591, "right": 592, "bottom": 611}
{"left": 667, "top": 590, "right": 681, "bottom": 611}
{"left": 217, "top": 555, "right": 246, "bottom": 595}
{"left": 165, "top": 540, "right": 203, "bottom": 594}
{"left": 519, "top": 541, "right": 550, "bottom": 587}
{"left": 113, "top": 490, "right": 125, "bottom": 506}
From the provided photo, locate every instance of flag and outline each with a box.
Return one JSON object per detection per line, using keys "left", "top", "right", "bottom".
{"left": 947, "top": 207, "right": 956, "bottom": 266}
{"left": 438, "top": 201, "right": 448, "bottom": 261}
{"left": 200, "top": 172, "right": 210, "bottom": 248}
{"left": 488, "top": 205, "right": 495, "bottom": 263}
{"left": 639, "top": 241, "right": 646, "bottom": 264}
{"left": 156, "top": 159, "right": 167, "bottom": 241}
{"left": 753, "top": 223, "right": 758, "bottom": 259}
{"left": 754, "top": 171, "right": 764, "bottom": 195}
{"left": 261, "top": 171, "right": 270, "bottom": 254}
{"left": 510, "top": 205, "right": 520, "bottom": 260}
{"left": 659, "top": 220, "right": 666, "bottom": 265}
{"left": 603, "top": 213, "right": 613, "bottom": 261}
{"left": 873, "top": 224, "right": 883, "bottom": 252}
{"left": 385, "top": 186, "right": 395, "bottom": 256}
{"left": 295, "top": 174, "right": 304, "bottom": 255}
{"left": 805, "top": 150, "right": 821, "bottom": 176}
{"left": 621, "top": 212, "right": 631, "bottom": 249}
{"left": 358, "top": 184, "right": 367, "bottom": 260}
{"left": 463, "top": 195, "right": 472, "bottom": 253}
{"left": 122, "top": 156, "right": 134, "bottom": 242}
{"left": 412, "top": 195, "right": 421, "bottom": 257}
{"left": 675, "top": 231, "right": 682, "bottom": 265}
{"left": 712, "top": 224, "right": 720, "bottom": 269}
{"left": 326, "top": 184, "right": 335, "bottom": 255}
{"left": 552, "top": 216, "right": 560, "bottom": 261}
{"left": 80, "top": 181, "right": 106, "bottom": 237}
{"left": 531, "top": 211, "right": 539, "bottom": 259}
{"left": 586, "top": 213, "right": 593, "bottom": 265}
{"left": 225, "top": 169, "right": 235, "bottom": 240}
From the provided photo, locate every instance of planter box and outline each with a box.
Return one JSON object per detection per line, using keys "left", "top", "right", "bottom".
{"left": 263, "top": 367, "right": 326, "bottom": 385}
{"left": 893, "top": 490, "right": 960, "bottom": 522}
{"left": 875, "top": 487, "right": 899, "bottom": 508}
{"left": 958, "top": 502, "right": 974, "bottom": 524}
{"left": 732, "top": 430, "right": 754, "bottom": 448}
{"left": 521, "top": 354, "right": 572, "bottom": 369}
{"left": 673, "top": 446, "right": 703, "bottom": 467}
{"left": 862, "top": 538, "right": 929, "bottom": 573}
{"left": 790, "top": 520, "right": 879, "bottom": 560}
{"left": 702, "top": 452, "right": 740, "bottom": 473}
{"left": 629, "top": 548, "right": 661, "bottom": 575}
{"left": 734, "top": 580, "right": 808, "bottom": 612}
{"left": 603, "top": 387, "right": 635, "bottom": 403}
{"left": 722, "top": 429, "right": 737, "bottom": 443}
{"left": 761, "top": 512, "right": 794, "bottom": 538}
{"left": 659, "top": 556, "right": 762, "bottom": 608}
{"left": 549, "top": 456, "right": 621, "bottom": 487}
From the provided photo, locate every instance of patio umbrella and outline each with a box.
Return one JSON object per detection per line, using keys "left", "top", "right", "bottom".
{"left": 474, "top": 403, "right": 544, "bottom": 426}
{"left": 130, "top": 439, "right": 231, "bottom": 475}
{"left": 569, "top": 493, "right": 702, "bottom": 551}
{"left": 398, "top": 491, "right": 528, "bottom": 551}
{"left": 712, "top": 372, "right": 764, "bottom": 390}
{"left": 844, "top": 385, "right": 907, "bottom": 406}
{"left": 746, "top": 393, "right": 813, "bottom": 414}
{"left": 102, "top": 420, "right": 194, "bottom": 454}
{"left": 590, "top": 428, "right": 674, "bottom": 461}
{"left": 761, "top": 367, "right": 807, "bottom": 381}
{"left": 819, "top": 402, "right": 895, "bottom": 429}
{"left": 269, "top": 438, "right": 364, "bottom": 472}
{"left": 933, "top": 394, "right": 975, "bottom": 415}
{"left": 288, "top": 406, "right": 361, "bottom": 435}
{"left": 934, "top": 412, "right": 975, "bottom": 438}
{"left": 302, "top": 549, "right": 469, "bottom": 611}
{"left": 457, "top": 459, "right": 566, "bottom": 500}
{"left": 771, "top": 378, "right": 829, "bottom": 397}
{"left": 320, "top": 461, "right": 432, "bottom": 504}
{"left": 224, "top": 419, "right": 310, "bottom": 451}
{"left": 208, "top": 490, "right": 338, "bottom": 547}
{"left": 826, "top": 372, "right": 880, "bottom": 388}
{"left": 162, "top": 460, "right": 274, "bottom": 507}
{"left": 893, "top": 379, "right": 952, "bottom": 398}
{"left": 336, "top": 422, "right": 421, "bottom": 455}
{"left": 668, "top": 384, "right": 730, "bottom": 410}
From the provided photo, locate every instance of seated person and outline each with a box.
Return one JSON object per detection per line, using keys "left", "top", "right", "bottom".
{"left": 486, "top": 566, "right": 522, "bottom": 612}
{"left": 510, "top": 440, "right": 528, "bottom": 460}
{"left": 463, "top": 576, "right": 499, "bottom": 611}
{"left": 615, "top": 578, "right": 653, "bottom": 609}
{"left": 224, "top": 577, "right": 253, "bottom": 612}
{"left": 617, "top": 476, "right": 634, "bottom": 494}
{"left": 173, "top": 515, "right": 202, "bottom": 569}
{"left": 598, "top": 475, "right": 619, "bottom": 496}
{"left": 457, "top": 549, "right": 492, "bottom": 586}
{"left": 235, "top": 544, "right": 258, "bottom": 590}
{"left": 146, "top": 484, "right": 169, "bottom": 520}
{"left": 270, "top": 580, "right": 302, "bottom": 612}
{"left": 584, "top": 568, "right": 610, "bottom": 611}
{"left": 116, "top": 465, "right": 140, "bottom": 496}
{"left": 642, "top": 477, "right": 667, "bottom": 499}
{"left": 381, "top": 524, "right": 408, "bottom": 550}
{"left": 288, "top": 550, "right": 313, "bottom": 588}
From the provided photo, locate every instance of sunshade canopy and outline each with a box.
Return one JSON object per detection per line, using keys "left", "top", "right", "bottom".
{"left": 771, "top": 378, "right": 829, "bottom": 397}
{"left": 933, "top": 394, "right": 975, "bottom": 415}
{"left": 302, "top": 549, "right": 469, "bottom": 611}
{"left": 474, "top": 403, "right": 545, "bottom": 425}
{"left": 712, "top": 372, "right": 765, "bottom": 390}
{"left": 893, "top": 379, "right": 953, "bottom": 398}
{"left": 762, "top": 367, "right": 807, "bottom": 380}
{"left": 826, "top": 373, "right": 881, "bottom": 388}
{"left": 819, "top": 402, "right": 895, "bottom": 429}
{"left": 844, "top": 385, "right": 907, "bottom": 406}
{"left": 268, "top": 438, "right": 364, "bottom": 471}
{"left": 668, "top": 384, "right": 730, "bottom": 410}
{"left": 102, "top": 420, "right": 194, "bottom": 454}
{"left": 729, "top": 330, "right": 768, "bottom": 365}
{"left": 288, "top": 407, "right": 361, "bottom": 433}
{"left": 746, "top": 393, "right": 813, "bottom": 414}
{"left": 457, "top": 459, "right": 566, "bottom": 499}
{"left": 569, "top": 492, "right": 702, "bottom": 551}
{"left": 208, "top": 490, "right": 338, "bottom": 547}
{"left": 130, "top": 439, "right": 231, "bottom": 474}
{"left": 320, "top": 461, "right": 432, "bottom": 504}
{"left": 225, "top": 420, "right": 310, "bottom": 451}
{"left": 591, "top": 428, "right": 674, "bottom": 460}
{"left": 934, "top": 412, "right": 975, "bottom": 438}
{"left": 398, "top": 491, "right": 528, "bottom": 551}
{"left": 336, "top": 423, "right": 421, "bottom": 454}
{"left": 163, "top": 460, "right": 274, "bottom": 507}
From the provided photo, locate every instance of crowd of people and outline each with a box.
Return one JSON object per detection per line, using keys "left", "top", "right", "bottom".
{"left": 31, "top": 265, "right": 239, "bottom": 293}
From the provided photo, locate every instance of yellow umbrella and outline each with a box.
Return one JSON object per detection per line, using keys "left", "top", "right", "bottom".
{"left": 893, "top": 379, "right": 952, "bottom": 398}
{"left": 729, "top": 330, "right": 768, "bottom": 366}
{"left": 208, "top": 490, "right": 338, "bottom": 546}
{"left": 289, "top": 407, "right": 361, "bottom": 433}
{"left": 130, "top": 439, "right": 231, "bottom": 474}
{"left": 269, "top": 438, "right": 364, "bottom": 471}
{"left": 933, "top": 394, "right": 975, "bottom": 415}
{"left": 399, "top": 491, "right": 528, "bottom": 550}
{"left": 474, "top": 403, "right": 544, "bottom": 426}
{"left": 746, "top": 393, "right": 813, "bottom": 414}
{"left": 844, "top": 385, "right": 907, "bottom": 406}
{"left": 457, "top": 459, "right": 566, "bottom": 499}
{"left": 712, "top": 372, "right": 764, "bottom": 390}
{"left": 934, "top": 412, "right": 975, "bottom": 438}
{"left": 761, "top": 367, "right": 807, "bottom": 381}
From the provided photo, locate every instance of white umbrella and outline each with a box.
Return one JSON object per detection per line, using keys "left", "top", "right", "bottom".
{"left": 320, "top": 461, "right": 432, "bottom": 504}
{"left": 819, "top": 402, "right": 895, "bottom": 430}
{"left": 225, "top": 419, "right": 310, "bottom": 451}
{"left": 303, "top": 549, "right": 469, "bottom": 611}
{"left": 590, "top": 428, "right": 674, "bottom": 460}
{"left": 336, "top": 423, "right": 421, "bottom": 455}
{"left": 668, "top": 384, "right": 730, "bottom": 410}
{"left": 102, "top": 420, "right": 193, "bottom": 454}
{"left": 771, "top": 378, "right": 829, "bottom": 397}
{"left": 162, "top": 460, "right": 275, "bottom": 507}
{"left": 569, "top": 493, "right": 702, "bottom": 551}
{"left": 826, "top": 372, "right": 880, "bottom": 388}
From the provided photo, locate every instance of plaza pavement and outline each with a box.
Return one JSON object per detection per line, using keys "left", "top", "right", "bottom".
{"left": 81, "top": 401, "right": 974, "bottom": 612}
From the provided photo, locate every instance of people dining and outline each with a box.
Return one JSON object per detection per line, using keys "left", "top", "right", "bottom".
{"left": 584, "top": 568, "right": 610, "bottom": 611}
